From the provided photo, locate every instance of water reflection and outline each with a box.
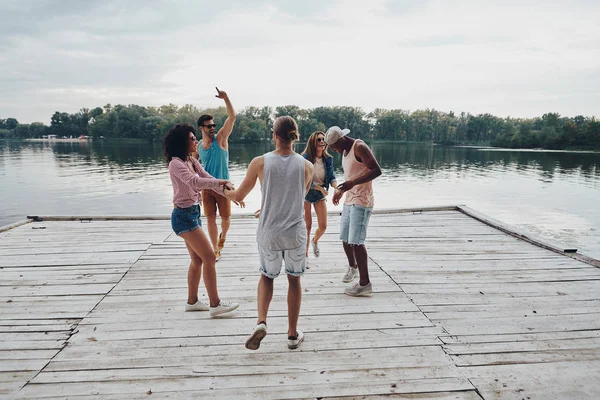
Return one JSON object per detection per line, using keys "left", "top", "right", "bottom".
{"left": 1, "top": 140, "right": 599, "bottom": 257}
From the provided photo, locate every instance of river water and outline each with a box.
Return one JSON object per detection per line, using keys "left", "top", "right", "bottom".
{"left": 1, "top": 140, "right": 599, "bottom": 258}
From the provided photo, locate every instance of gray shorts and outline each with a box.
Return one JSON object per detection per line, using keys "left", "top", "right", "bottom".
{"left": 258, "top": 245, "right": 306, "bottom": 279}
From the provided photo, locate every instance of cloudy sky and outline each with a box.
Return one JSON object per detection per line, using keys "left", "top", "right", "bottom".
{"left": 1, "top": 0, "right": 599, "bottom": 123}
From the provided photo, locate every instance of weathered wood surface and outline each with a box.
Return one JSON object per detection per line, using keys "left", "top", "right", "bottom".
{"left": 1, "top": 210, "right": 598, "bottom": 399}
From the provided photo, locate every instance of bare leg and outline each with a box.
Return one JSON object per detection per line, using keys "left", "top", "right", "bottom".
{"left": 342, "top": 242, "right": 357, "bottom": 268}
{"left": 312, "top": 200, "right": 327, "bottom": 244}
{"left": 353, "top": 244, "right": 370, "bottom": 286}
{"left": 180, "top": 228, "right": 220, "bottom": 307}
{"left": 184, "top": 241, "right": 203, "bottom": 305}
{"left": 220, "top": 216, "right": 231, "bottom": 244}
{"left": 257, "top": 275, "right": 274, "bottom": 324}
{"left": 287, "top": 275, "right": 302, "bottom": 336}
{"left": 303, "top": 201, "right": 312, "bottom": 256}
{"left": 206, "top": 214, "right": 219, "bottom": 251}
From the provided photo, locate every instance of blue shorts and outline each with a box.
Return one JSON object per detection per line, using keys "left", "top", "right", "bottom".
{"left": 340, "top": 204, "right": 373, "bottom": 245}
{"left": 171, "top": 204, "right": 202, "bottom": 235}
{"left": 258, "top": 245, "right": 306, "bottom": 279}
{"left": 305, "top": 188, "right": 325, "bottom": 204}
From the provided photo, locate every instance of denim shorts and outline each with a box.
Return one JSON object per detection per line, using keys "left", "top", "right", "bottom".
{"left": 171, "top": 204, "right": 202, "bottom": 236}
{"left": 258, "top": 245, "right": 306, "bottom": 279}
{"left": 340, "top": 204, "right": 373, "bottom": 245}
{"left": 305, "top": 188, "right": 325, "bottom": 204}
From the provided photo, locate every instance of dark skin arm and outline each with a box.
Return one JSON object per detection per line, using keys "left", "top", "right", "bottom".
{"left": 333, "top": 142, "right": 382, "bottom": 205}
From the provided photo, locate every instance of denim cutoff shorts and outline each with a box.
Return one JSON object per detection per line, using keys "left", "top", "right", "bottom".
{"left": 171, "top": 204, "right": 202, "bottom": 235}
{"left": 340, "top": 204, "right": 373, "bottom": 245}
{"left": 305, "top": 188, "right": 325, "bottom": 204}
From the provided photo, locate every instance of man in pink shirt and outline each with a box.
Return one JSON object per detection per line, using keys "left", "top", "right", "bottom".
{"left": 325, "top": 126, "right": 382, "bottom": 296}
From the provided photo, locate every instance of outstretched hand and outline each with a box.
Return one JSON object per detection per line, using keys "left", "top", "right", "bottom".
{"left": 332, "top": 189, "right": 344, "bottom": 206}
{"left": 218, "top": 180, "right": 234, "bottom": 191}
{"left": 215, "top": 87, "right": 228, "bottom": 99}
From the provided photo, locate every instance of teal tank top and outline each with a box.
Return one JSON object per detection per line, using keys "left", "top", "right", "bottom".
{"left": 198, "top": 136, "right": 229, "bottom": 180}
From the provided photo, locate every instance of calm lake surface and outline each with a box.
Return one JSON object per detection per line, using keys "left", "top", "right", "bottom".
{"left": 1, "top": 140, "right": 599, "bottom": 259}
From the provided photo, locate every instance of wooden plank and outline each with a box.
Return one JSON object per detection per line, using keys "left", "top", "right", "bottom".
{"left": 2, "top": 210, "right": 599, "bottom": 399}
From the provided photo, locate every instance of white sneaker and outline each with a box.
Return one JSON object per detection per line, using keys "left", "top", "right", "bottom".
{"left": 245, "top": 323, "right": 267, "bottom": 350}
{"left": 185, "top": 300, "right": 209, "bottom": 312}
{"left": 344, "top": 282, "right": 373, "bottom": 297}
{"left": 209, "top": 300, "right": 239, "bottom": 317}
{"left": 342, "top": 266, "right": 358, "bottom": 283}
{"left": 288, "top": 329, "right": 304, "bottom": 349}
{"left": 311, "top": 240, "right": 320, "bottom": 258}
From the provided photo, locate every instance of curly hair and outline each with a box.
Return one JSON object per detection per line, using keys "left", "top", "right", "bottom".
{"left": 163, "top": 123, "right": 196, "bottom": 163}
{"left": 301, "top": 131, "right": 332, "bottom": 163}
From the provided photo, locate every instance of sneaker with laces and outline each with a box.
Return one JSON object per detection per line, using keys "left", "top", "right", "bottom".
{"left": 311, "top": 240, "right": 320, "bottom": 258}
{"left": 344, "top": 282, "right": 373, "bottom": 297}
{"left": 214, "top": 250, "right": 221, "bottom": 261}
{"left": 288, "top": 329, "right": 304, "bottom": 349}
{"left": 185, "top": 299, "right": 209, "bottom": 312}
{"left": 342, "top": 266, "right": 358, "bottom": 283}
{"left": 245, "top": 323, "right": 267, "bottom": 350}
{"left": 209, "top": 300, "right": 239, "bottom": 317}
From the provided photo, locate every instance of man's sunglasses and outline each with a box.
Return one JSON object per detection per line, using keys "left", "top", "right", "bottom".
{"left": 202, "top": 124, "right": 217, "bottom": 128}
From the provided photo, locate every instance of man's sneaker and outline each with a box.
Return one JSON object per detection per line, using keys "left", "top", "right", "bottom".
{"left": 311, "top": 240, "right": 320, "bottom": 258}
{"left": 344, "top": 282, "right": 373, "bottom": 297}
{"left": 185, "top": 299, "right": 209, "bottom": 312}
{"left": 218, "top": 233, "right": 226, "bottom": 251}
{"left": 214, "top": 250, "right": 221, "bottom": 261}
{"left": 245, "top": 323, "right": 267, "bottom": 350}
{"left": 209, "top": 301, "right": 239, "bottom": 317}
{"left": 288, "top": 329, "right": 305, "bottom": 349}
{"left": 342, "top": 266, "right": 358, "bottom": 283}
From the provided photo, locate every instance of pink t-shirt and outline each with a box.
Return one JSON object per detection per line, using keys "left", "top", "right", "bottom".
{"left": 168, "top": 157, "right": 223, "bottom": 208}
{"left": 342, "top": 140, "right": 374, "bottom": 208}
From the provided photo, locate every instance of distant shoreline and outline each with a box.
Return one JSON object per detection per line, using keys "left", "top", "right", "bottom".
{"left": 25, "top": 138, "right": 92, "bottom": 143}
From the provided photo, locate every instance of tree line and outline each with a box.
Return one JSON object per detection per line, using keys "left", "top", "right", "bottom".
{"left": 1, "top": 104, "right": 599, "bottom": 149}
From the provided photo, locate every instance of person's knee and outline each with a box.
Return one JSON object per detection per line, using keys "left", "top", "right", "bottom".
{"left": 318, "top": 220, "right": 327, "bottom": 232}
{"left": 190, "top": 255, "right": 202, "bottom": 269}
{"left": 205, "top": 214, "right": 217, "bottom": 224}
{"left": 202, "top": 251, "right": 216, "bottom": 264}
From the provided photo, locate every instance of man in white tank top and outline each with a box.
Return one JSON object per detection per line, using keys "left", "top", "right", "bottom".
{"left": 325, "top": 126, "right": 382, "bottom": 297}
{"left": 224, "top": 116, "right": 313, "bottom": 351}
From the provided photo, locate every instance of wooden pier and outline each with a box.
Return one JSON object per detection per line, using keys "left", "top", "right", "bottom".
{"left": 1, "top": 207, "right": 599, "bottom": 399}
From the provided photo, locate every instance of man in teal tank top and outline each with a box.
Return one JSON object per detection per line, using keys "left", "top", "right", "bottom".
{"left": 197, "top": 87, "right": 236, "bottom": 260}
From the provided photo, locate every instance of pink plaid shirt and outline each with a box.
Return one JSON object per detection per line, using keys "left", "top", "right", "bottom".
{"left": 168, "top": 157, "right": 223, "bottom": 208}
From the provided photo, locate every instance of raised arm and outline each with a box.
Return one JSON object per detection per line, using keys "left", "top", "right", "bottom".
{"left": 215, "top": 87, "right": 236, "bottom": 146}
{"left": 224, "top": 156, "right": 263, "bottom": 203}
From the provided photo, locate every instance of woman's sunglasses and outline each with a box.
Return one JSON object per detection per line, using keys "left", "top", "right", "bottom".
{"left": 316, "top": 138, "right": 325, "bottom": 143}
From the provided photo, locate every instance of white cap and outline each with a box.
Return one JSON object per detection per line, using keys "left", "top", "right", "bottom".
{"left": 324, "top": 126, "right": 350, "bottom": 145}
